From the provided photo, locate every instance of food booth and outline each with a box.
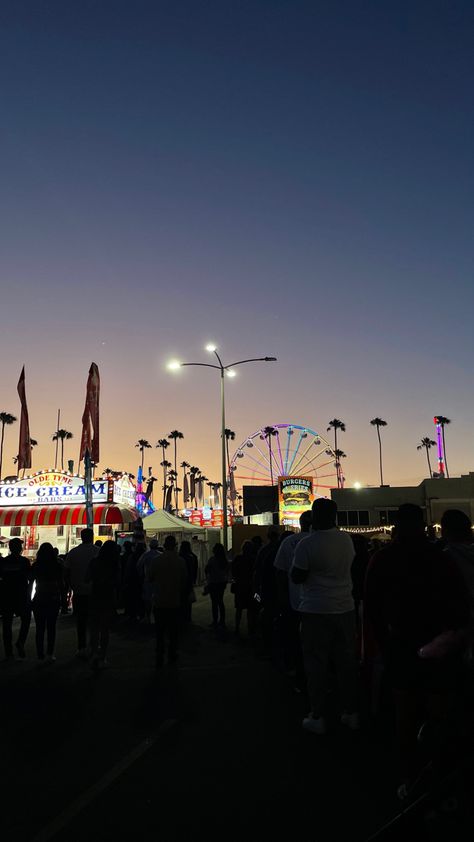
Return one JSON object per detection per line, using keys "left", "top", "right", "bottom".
{"left": 0, "top": 470, "right": 139, "bottom": 557}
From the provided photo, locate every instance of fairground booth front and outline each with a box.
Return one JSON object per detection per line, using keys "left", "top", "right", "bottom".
{"left": 0, "top": 471, "right": 139, "bottom": 557}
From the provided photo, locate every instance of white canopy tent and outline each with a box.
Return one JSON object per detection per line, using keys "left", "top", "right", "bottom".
{"left": 142, "top": 509, "right": 220, "bottom": 581}
{"left": 143, "top": 509, "right": 208, "bottom": 533}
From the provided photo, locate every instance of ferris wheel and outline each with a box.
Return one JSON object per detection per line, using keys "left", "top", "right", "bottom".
{"left": 229, "top": 423, "right": 341, "bottom": 496}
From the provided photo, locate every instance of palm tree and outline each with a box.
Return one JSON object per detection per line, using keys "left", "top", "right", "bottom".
{"left": 262, "top": 425, "right": 279, "bottom": 485}
{"left": 52, "top": 429, "right": 73, "bottom": 471}
{"left": 168, "top": 430, "right": 184, "bottom": 509}
{"left": 333, "top": 450, "right": 347, "bottom": 485}
{"left": 207, "top": 480, "right": 214, "bottom": 505}
{"left": 181, "top": 460, "right": 191, "bottom": 505}
{"left": 417, "top": 437, "right": 436, "bottom": 478}
{"left": 135, "top": 439, "right": 151, "bottom": 471}
{"left": 327, "top": 419, "right": 346, "bottom": 488}
{"left": 0, "top": 412, "right": 17, "bottom": 481}
{"left": 370, "top": 418, "right": 388, "bottom": 486}
{"left": 13, "top": 438, "right": 38, "bottom": 476}
{"left": 189, "top": 465, "right": 200, "bottom": 507}
{"left": 156, "top": 438, "right": 170, "bottom": 466}
{"left": 434, "top": 416, "right": 451, "bottom": 478}
{"left": 160, "top": 459, "right": 172, "bottom": 508}
{"left": 213, "top": 482, "right": 223, "bottom": 508}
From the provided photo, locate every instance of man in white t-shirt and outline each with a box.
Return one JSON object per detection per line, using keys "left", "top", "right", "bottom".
{"left": 291, "top": 498, "right": 358, "bottom": 735}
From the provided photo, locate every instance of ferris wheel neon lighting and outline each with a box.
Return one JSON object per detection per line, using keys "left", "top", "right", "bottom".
{"left": 229, "top": 423, "right": 340, "bottom": 494}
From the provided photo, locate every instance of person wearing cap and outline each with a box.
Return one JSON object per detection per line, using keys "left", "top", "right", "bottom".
{"left": 0, "top": 537, "right": 32, "bottom": 660}
{"left": 137, "top": 539, "right": 161, "bottom": 624}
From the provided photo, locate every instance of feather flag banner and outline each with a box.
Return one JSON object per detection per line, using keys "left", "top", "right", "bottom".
{"left": 17, "top": 367, "right": 32, "bottom": 470}
{"left": 79, "top": 363, "right": 100, "bottom": 464}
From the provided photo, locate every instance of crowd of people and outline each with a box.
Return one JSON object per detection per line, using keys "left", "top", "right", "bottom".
{"left": 0, "top": 528, "right": 199, "bottom": 670}
{"left": 212, "top": 499, "right": 473, "bottom": 802}
{"left": 1, "top": 501, "right": 473, "bottom": 801}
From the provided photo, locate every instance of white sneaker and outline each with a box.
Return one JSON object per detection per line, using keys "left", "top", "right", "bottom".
{"left": 341, "top": 712, "right": 360, "bottom": 731}
{"left": 302, "top": 715, "right": 327, "bottom": 735}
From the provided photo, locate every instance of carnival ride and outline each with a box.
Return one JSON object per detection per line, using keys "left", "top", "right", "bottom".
{"left": 228, "top": 423, "right": 341, "bottom": 498}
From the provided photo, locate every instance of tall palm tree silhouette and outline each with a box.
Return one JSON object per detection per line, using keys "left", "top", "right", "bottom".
{"left": 327, "top": 419, "right": 346, "bottom": 488}
{"left": 261, "top": 426, "right": 279, "bottom": 486}
{"left": 213, "top": 482, "right": 223, "bottom": 508}
{"left": 417, "top": 437, "right": 436, "bottom": 478}
{"left": 168, "top": 430, "right": 184, "bottom": 510}
{"left": 157, "top": 438, "right": 170, "bottom": 507}
{"left": 181, "top": 461, "right": 191, "bottom": 504}
{"left": 434, "top": 416, "right": 451, "bottom": 478}
{"left": 156, "top": 438, "right": 169, "bottom": 465}
{"left": 189, "top": 466, "right": 200, "bottom": 507}
{"left": 0, "top": 412, "right": 17, "bottom": 481}
{"left": 52, "top": 429, "right": 73, "bottom": 471}
{"left": 370, "top": 418, "right": 388, "bottom": 486}
{"left": 135, "top": 439, "right": 151, "bottom": 472}
{"left": 160, "top": 460, "right": 172, "bottom": 507}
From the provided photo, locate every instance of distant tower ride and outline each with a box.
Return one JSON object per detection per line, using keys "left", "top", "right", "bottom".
{"left": 433, "top": 417, "right": 445, "bottom": 478}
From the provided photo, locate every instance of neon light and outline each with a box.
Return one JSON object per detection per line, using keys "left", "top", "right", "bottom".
{"left": 434, "top": 417, "right": 445, "bottom": 477}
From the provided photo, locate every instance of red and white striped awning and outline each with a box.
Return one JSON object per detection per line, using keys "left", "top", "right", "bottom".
{"left": 0, "top": 505, "right": 139, "bottom": 528}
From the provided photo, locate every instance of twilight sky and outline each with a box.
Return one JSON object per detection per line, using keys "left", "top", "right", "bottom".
{"left": 0, "top": 1, "right": 473, "bottom": 490}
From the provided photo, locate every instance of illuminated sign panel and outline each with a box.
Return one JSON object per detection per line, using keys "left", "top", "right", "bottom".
{"left": 0, "top": 472, "right": 136, "bottom": 509}
{"left": 113, "top": 476, "right": 136, "bottom": 508}
{"left": 278, "top": 475, "right": 313, "bottom": 526}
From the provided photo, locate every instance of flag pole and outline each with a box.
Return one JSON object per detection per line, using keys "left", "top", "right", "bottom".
{"left": 54, "top": 409, "right": 60, "bottom": 471}
{"left": 84, "top": 449, "right": 93, "bottom": 530}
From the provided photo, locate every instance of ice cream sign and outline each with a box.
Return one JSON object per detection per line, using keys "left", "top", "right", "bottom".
{"left": 0, "top": 472, "right": 109, "bottom": 506}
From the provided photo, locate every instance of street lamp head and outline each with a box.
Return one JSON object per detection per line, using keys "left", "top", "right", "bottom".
{"left": 264, "top": 357, "right": 277, "bottom": 362}
{"left": 205, "top": 343, "right": 217, "bottom": 353}
{"left": 167, "top": 359, "right": 181, "bottom": 371}
{"left": 226, "top": 369, "right": 237, "bottom": 378}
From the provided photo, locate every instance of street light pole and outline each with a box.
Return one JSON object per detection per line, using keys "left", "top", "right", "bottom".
{"left": 220, "top": 365, "right": 227, "bottom": 545}
{"left": 168, "top": 348, "right": 276, "bottom": 551}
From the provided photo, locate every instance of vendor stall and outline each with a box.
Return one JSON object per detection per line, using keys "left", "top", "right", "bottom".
{"left": 141, "top": 509, "right": 220, "bottom": 581}
{"left": 0, "top": 470, "right": 139, "bottom": 556}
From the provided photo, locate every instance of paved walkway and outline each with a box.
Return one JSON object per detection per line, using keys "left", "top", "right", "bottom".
{"left": 1, "top": 594, "right": 397, "bottom": 841}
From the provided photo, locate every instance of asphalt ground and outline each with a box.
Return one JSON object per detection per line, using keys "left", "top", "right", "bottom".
{"left": 0, "top": 594, "right": 398, "bottom": 842}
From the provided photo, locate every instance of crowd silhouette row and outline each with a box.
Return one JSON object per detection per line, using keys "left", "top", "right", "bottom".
{"left": 1, "top": 500, "right": 473, "bottom": 802}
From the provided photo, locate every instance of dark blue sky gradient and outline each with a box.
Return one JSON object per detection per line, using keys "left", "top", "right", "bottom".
{"left": 0, "top": 2, "right": 473, "bottom": 485}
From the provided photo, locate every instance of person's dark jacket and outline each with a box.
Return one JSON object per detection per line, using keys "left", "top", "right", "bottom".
{"left": 365, "top": 537, "right": 469, "bottom": 655}
{"left": 0, "top": 553, "right": 31, "bottom": 611}
{"left": 180, "top": 551, "right": 198, "bottom": 589}
{"left": 254, "top": 541, "right": 279, "bottom": 603}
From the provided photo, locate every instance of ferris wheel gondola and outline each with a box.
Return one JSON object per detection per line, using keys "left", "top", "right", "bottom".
{"left": 229, "top": 423, "right": 342, "bottom": 498}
